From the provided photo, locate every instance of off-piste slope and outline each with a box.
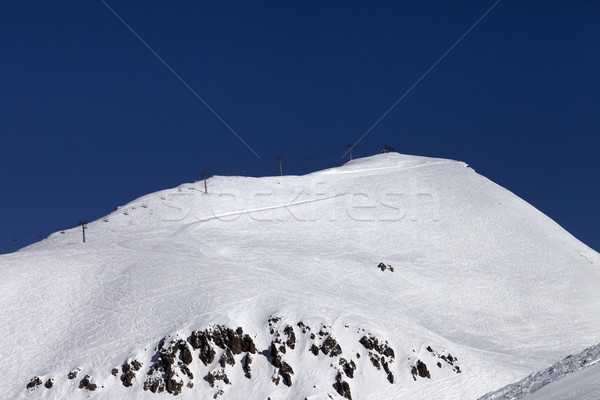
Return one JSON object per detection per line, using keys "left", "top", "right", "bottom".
{"left": 1, "top": 153, "right": 598, "bottom": 400}
{"left": 479, "top": 342, "right": 600, "bottom": 400}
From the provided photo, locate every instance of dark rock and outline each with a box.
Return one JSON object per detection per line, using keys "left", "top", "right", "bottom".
{"left": 359, "top": 336, "right": 374, "bottom": 350}
{"left": 67, "top": 370, "right": 79, "bottom": 380}
{"left": 335, "top": 372, "right": 352, "bottom": 400}
{"left": 44, "top": 379, "right": 53, "bottom": 389}
{"left": 180, "top": 344, "right": 193, "bottom": 365}
{"left": 144, "top": 337, "right": 193, "bottom": 395}
{"left": 283, "top": 326, "right": 296, "bottom": 349}
{"left": 383, "top": 347, "right": 395, "bottom": 359}
{"left": 321, "top": 336, "right": 342, "bottom": 357}
{"left": 219, "top": 348, "right": 235, "bottom": 368}
{"left": 243, "top": 354, "right": 252, "bottom": 379}
{"left": 411, "top": 360, "right": 431, "bottom": 380}
{"left": 207, "top": 370, "right": 230, "bottom": 388}
{"left": 26, "top": 377, "right": 42, "bottom": 389}
{"left": 279, "top": 362, "right": 294, "bottom": 387}
{"left": 310, "top": 344, "right": 320, "bottom": 356}
{"left": 111, "top": 368, "right": 118, "bottom": 376}
{"left": 369, "top": 355, "right": 381, "bottom": 370}
{"left": 79, "top": 375, "right": 97, "bottom": 391}
{"left": 382, "top": 359, "right": 394, "bottom": 383}
{"left": 340, "top": 359, "right": 356, "bottom": 379}
{"left": 270, "top": 342, "right": 282, "bottom": 368}
{"left": 144, "top": 378, "right": 165, "bottom": 393}
{"left": 377, "top": 263, "right": 394, "bottom": 272}
{"left": 120, "top": 360, "right": 143, "bottom": 387}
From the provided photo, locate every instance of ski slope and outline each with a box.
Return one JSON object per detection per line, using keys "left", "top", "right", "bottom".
{"left": 1, "top": 153, "right": 598, "bottom": 400}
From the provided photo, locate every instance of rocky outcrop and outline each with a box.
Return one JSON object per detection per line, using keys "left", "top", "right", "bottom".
{"left": 24, "top": 319, "right": 459, "bottom": 398}
{"left": 26, "top": 377, "right": 42, "bottom": 390}
{"left": 425, "top": 345, "right": 462, "bottom": 374}
{"left": 120, "top": 359, "right": 142, "bottom": 387}
{"left": 359, "top": 334, "right": 395, "bottom": 383}
{"left": 78, "top": 375, "right": 97, "bottom": 391}
{"left": 377, "top": 262, "right": 394, "bottom": 272}
{"left": 411, "top": 360, "right": 431, "bottom": 380}
{"left": 144, "top": 337, "right": 194, "bottom": 395}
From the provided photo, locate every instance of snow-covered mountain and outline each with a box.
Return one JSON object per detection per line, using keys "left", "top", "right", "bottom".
{"left": 2, "top": 153, "right": 599, "bottom": 400}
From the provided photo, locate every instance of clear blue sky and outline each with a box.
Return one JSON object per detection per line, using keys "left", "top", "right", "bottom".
{"left": 1, "top": 1, "right": 598, "bottom": 254}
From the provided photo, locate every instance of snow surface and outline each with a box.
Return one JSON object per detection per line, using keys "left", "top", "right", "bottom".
{"left": 1, "top": 153, "right": 599, "bottom": 400}
{"left": 479, "top": 343, "right": 600, "bottom": 400}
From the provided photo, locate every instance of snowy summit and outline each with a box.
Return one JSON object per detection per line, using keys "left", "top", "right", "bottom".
{"left": 1, "top": 152, "right": 599, "bottom": 400}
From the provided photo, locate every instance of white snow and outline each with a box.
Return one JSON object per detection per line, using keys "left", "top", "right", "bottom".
{"left": 1, "top": 152, "right": 599, "bottom": 399}
{"left": 479, "top": 343, "right": 600, "bottom": 400}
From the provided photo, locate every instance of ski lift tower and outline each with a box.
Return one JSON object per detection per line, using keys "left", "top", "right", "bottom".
{"left": 200, "top": 171, "right": 209, "bottom": 194}
{"left": 276, "top": 156, "right": 284, "bottom": 176}
{"left": 78, "top": 220, "right": 88, "bottom": 243}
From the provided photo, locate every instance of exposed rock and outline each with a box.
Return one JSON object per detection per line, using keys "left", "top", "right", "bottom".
{"left": 369, "top": 354, "right": 381, "bottom": 370}
{"left": 310, "top": 344, "right": 320, "bottom": 356}
{"left": 111, "top": 368, "right": 118, "bottom": 376}
{"left": 207, "top": 370, "right": 230, "bottom": 388}
{"left": 279, "top": 362, "right": 294, "bottom": 387}
{"left": 411, "top": 360, "right": 431, "bottom": 380}
{"left": 191, "top": 325, "right": 256, "bottom": 366}
{"left": 44, "top": 379, "right": 53, "bottom": 389}
{"left": 321, "top": 336, "right": 342, "bottom": 357}
{"left": 335, "top": 372, "right": 352, "bottom": 400}
{"left": 144, "top": 336, "right": 193, "bottom": 396}
{"left": 382, "top": 359, "right": 394, "bottom": 383}
{"left": 67, "top": 369, "right": 79, "bottom": 380}
{"left": 359, "top": 334, "right": 395, "bottom": 383}
{"left": 243, "top": 354, "right": 252, "bottom": 379}
{"left": 120, "top": 360, "right": 143, "bottom": 387}
{"left": 270, "top": 341, "right": 282, "bottom": 368}
{"left": 377, "top": 263, "right": 394, "bottom": 272}
{"left": 26, "top": 377, "right": 42, "bottom": 390}
{"left": 283, "top": 325, "right": 296, "bottom": 349}
{"left": 425, "top": 345, "right": 461, "bottom": 374}
{"left": 219, "top": 348, "right": 235, "bottom": 368}
{"left": 340, "top": 359, "right": 356, "bottom": 379}
{"left": 297, "top": 321, "right": 309, "bottom": 334}
{"left": 79, "top": 375, "right": 97, "bottom": 391}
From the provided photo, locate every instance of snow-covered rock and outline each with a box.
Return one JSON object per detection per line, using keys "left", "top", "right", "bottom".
{"left": 2, "top": 152, "right": 599, "bottom": 399}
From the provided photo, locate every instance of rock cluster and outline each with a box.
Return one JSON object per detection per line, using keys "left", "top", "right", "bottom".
{"left": 377, "top": 262, "right": 394, "bottom": 272}
{"left": 425, "top": 345, "right": 462, "bottom": 374}
{"left": 144, "top": 337, "right": 194, "bottom": 395}
{"left": 359, "top": 334, "right": 396, "bottom": 383}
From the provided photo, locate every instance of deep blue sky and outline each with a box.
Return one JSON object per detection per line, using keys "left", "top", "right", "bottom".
{"left": 1, "top": 1, "right": 598, "bottom": 254}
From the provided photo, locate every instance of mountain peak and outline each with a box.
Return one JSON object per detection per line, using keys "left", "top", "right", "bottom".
{"left": 2, "top": 153, "right": 599, "bottom": 399}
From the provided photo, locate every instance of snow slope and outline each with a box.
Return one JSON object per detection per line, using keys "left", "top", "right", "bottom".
{"left": 479, "top": 343, "right": 600, "bottom": 400}
{"left": 1, "top": 153, "right": 599, "bottom": 400}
